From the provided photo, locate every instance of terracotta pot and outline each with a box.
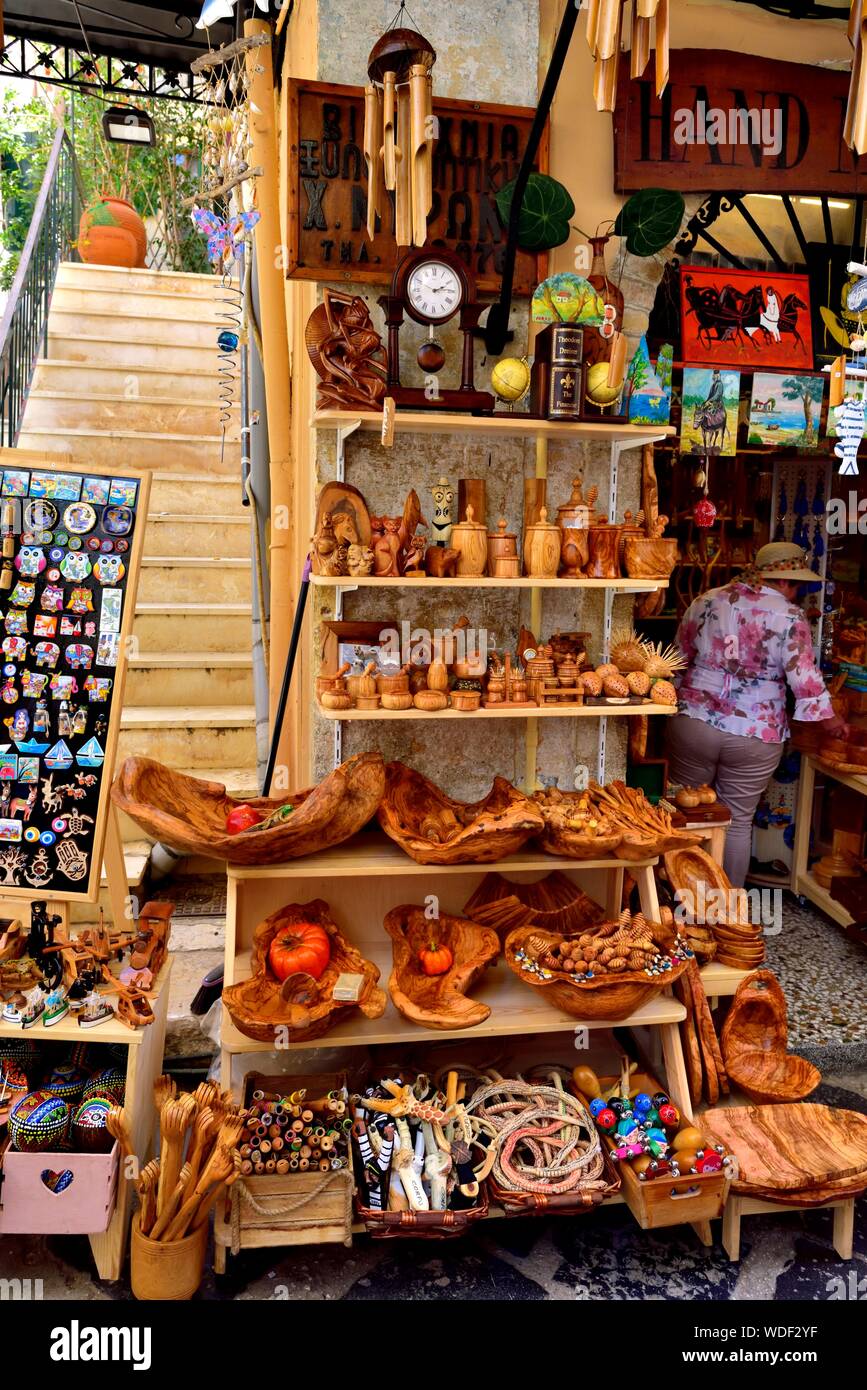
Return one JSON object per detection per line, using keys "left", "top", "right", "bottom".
{"left": 78, "top": 222, "right": 138, "bottom": 269}
{"left": 79, "top": 197, "right": 147, "bottom": 267}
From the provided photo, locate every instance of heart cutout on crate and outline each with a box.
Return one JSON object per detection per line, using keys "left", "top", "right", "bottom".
{"left": 40, "top": 1168, "right": 74, "bottom": 1194}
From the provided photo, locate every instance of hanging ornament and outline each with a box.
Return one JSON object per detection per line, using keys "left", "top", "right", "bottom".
{"left": 793, "top": 477, "right": 808, "bottom": 517}
{"left": 811, "top": 476, "right": 825, "bottom": 517}
{"left": 363, "top": 6, "right": 436, "bottom": 248}
{"left": 693, "top": 497, "right": 717, "bottom": 528}
{"left": 834, "top": 395, "right": 864, "bottom": 475}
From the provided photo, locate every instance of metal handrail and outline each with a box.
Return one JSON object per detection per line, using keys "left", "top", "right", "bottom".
{"left": 0, "top": 124, "right": 84, "bottom": 448}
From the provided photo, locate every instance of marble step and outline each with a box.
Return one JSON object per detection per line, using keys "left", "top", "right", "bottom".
{"left": 144, "top": 512, "right": 250, "bottom": 558}
{"left": 133, "top": 601, "right": 252, "bottom": 652}
{"left": 18, "top": 428, "right": 239, "bottom": 472}
{"left": 149, "top": 470, "right": 245, "bottom": 512}
{"left": 137, "top": 555, "right": 250, "bottom": 604}
{"left": 47, "top": 332, "right": 221, "bottom": 370}
{"left": 118, "top": 705, "right": 257, "bottom": 766}
{"left": 55, "top": 262, "right": 229, "bottom": 297}
{"left": 25, "top": 391, "right": 239, "bottom": 437}
{"left": 49, "top": 308, "right": 223, "bottom": 349}
{"left": 51, "top": 284, "right": 234, "bottom": 320}
{"left": 126, "top": 651, "right": 254, "bottom": 706}
{"left": 33, "top": 358, "right": 229, "bottom": 401}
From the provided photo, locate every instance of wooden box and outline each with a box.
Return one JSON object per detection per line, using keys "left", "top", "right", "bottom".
{"left": 615, "top": 1155, "right": 728, "bottom": 1231}
{"left": 0, "top": 1140, "right": 119, "bottom": 1235}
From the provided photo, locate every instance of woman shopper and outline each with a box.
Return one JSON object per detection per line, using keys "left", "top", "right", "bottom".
{"left": 666, "top": 542, "right": 848, "bottom": 887}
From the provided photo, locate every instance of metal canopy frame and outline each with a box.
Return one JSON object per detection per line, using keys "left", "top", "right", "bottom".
{"left": 675, "top": 190, "right": 866, "bottom": 269}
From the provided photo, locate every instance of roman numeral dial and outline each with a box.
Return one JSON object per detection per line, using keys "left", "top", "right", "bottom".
{"left": 406, "top": 260, "right": 464, "bottom": 324}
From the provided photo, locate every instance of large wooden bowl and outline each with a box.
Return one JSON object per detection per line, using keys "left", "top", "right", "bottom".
{"left": 377, "top": 762, "right": 545, "bottom": 865}
{"left": 817, "top": 727, "right": 867, "bottom": 774}
{"left": 383, "top": 904, "right": 500, "bottom": 1030}
{"left": 504, "top": 925, "right": 688, "bottom": 1022}
{"left": 721, "top": 969, "right": 820, "bottom": 1104}
{"left": 112, "top": 752, "right": 385, "bottom": 865}
{"left": 222, "top": 899, "right": 386, "bottom": 1044}
{"left": 623, "top": 536, "right": 679, "bottom": 579}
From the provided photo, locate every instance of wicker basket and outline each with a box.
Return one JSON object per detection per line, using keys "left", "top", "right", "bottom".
{"left": 355, "top": 1186, "right": 489, "bottom": 1239}
{"left": 487, "top": 1150, "right": 620, "bottom": 1216}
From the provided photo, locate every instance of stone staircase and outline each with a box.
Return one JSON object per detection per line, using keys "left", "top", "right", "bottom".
{"left": 18, "top": 261, "right": 259, "bottom": 1049}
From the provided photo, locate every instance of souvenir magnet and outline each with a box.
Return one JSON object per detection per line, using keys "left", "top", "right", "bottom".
{"left": 23, "top": 499, "right": 57, "bottom": 531}
{"left": 60, "top": 552, "right": 91, "bottom": 581}
{"left": 93, "top": 554, "right": 124, "bottom": 585}
{"left": 15, "top": 546, "right": 46, "bottom": 577}
{"left": 2, "top": 637, "right": 27, "bottom": 662}
{"left": 65, "top": 644, "right": 94, "bottom": 671}
{"left": 41, "top": 585, "right": 64, "bottom": 613}
{"left": 83, "top": 676, "right": 111, "bottom": 703}
{"left": 4, "top": 611, "right": 28, "bottom": 635}
{"left": 0, "top": 819, "right": 23, "bottom": 842}
{"left": 102, "top": 505, "right": 133, "bottom": 536}
{"left": 24, "top": 826, "right": 39, "bottom": 842}
{"left": 67, "top": 587, "right": 93, "bottom": 614}
{"left": 21, "top": 670, "right": 49, "bottom": 699}
{"left": 34, "top": 642, "right": 60, "bottom": 670}
{"left": 44, "top": 740, "right": 73, "bottom": 771}
{"left": 33, "top": 615, "right": 57, "bottom": 637}
{"left": 62, "top": 502, "right": 97, "bottom": 535}
{"left": 10, "top": 580, "right": 36, "bottom": 608}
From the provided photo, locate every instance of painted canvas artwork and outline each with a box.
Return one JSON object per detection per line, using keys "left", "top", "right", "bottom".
{"left": 627, "top": 339, "right": 674, "bottom": 425}
{"left": 747, "top": 373, "right": 825, "bottom": 447}
{"left": 680, "top": 265, "right": 813, "bottom": 371}
{"left": 679, "top": 367, "right": 740, "bottom": 456}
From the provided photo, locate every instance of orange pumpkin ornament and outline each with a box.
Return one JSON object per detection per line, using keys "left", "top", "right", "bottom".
{"left": 269, "top": 922, "right": 331, "bottom": 981}
{"left": 419, "top": 941, "right": 454, "bottom": 976}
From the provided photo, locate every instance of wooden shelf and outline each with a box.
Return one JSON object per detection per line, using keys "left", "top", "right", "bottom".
{"left": 318, "top": 702, "right": 677, "bottom": 721}
{"left": 699, "top": 961, "right": 753, "bottom": 997}
{"left": 0, "top": 960, "right": 171, "bottom": 1047}
{"left": 222, "top": 941, "right": 686, "bottom": 1054}
{"left": 225, "top": 832, "right": 656, "bottom": 881}
{"left": 313, "top": 408, "right": 674, "bottom": 445}
{"left": 811, "top": 758, "right": 867, "bottom": 797}
{"left": 310, "top": 574, "right": 669, "bottom": 592}
{"left": 794, "top": 870, "right": 855, "bottom": 928}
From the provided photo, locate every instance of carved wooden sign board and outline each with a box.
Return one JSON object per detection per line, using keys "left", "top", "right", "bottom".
{"left": 0, "top": 450, "right": 149, "bottom": 901}
{"left": 614, "top": 50, "right": 867, "bottom": 196}
{"left": 285, "top": 79, "right": 548, "bottom": 294}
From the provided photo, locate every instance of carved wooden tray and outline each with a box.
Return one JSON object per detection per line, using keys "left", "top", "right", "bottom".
{"left": 721, "top": 969, "right": 820, "bottom": 1104}
{"left": 377, "top": 762, "right": 544, "bottom": 865}
{"left": 382, "top": 904, "right": 500, "bottom": 1030}
{"left": 222, "top": 898, "right": 386, "bottom": 1044}
{"left": 112, "top": 751, "right": 384, "bottom": 865}
{"left": 702, "top": 1104, "right": 867, "bottom": 1191}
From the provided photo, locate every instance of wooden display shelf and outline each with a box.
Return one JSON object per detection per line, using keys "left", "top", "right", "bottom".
{"left": 318, "top": 703, "right": 677, "bottom": 721}
{"left": 699, "top": 961, "right": 753, "bottom": 998}
{"left": 313, "top": 408, "right": 674, "bottom": 445}
{"left": 221, "top": 942, "right": 687, "bottom": 1054}
{"left": 310, "top": 574, "right": 669, "bottom": 592}
{"left": 792, "top": 755, "right": 867, "bottom": 929}
{"left": 0, "top": 959, "right": 171, "bottom": 1046}
{"left": 794, "top": 870, "right": 854, "bottom": 928}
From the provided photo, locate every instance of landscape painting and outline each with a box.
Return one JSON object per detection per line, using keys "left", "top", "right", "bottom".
{"left": 680, "top": 265, "right": 813, "bottom": 371}
{"left": 679, "top": 367, "right": 740, "bottom": 456}
{"left": 748, "top": 372, "right": 825, "bottom": 447}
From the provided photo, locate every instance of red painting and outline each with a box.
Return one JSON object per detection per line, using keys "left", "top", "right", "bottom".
{"left": 680, "top": 265, "right": 813, "bottom": 371}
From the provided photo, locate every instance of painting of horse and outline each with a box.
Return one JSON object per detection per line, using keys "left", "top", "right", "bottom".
{"left": 680, "top": 367, "right": 741, "bottom": 457}
{"left": 680, "top": 265, "right": 813, "bottom": 371}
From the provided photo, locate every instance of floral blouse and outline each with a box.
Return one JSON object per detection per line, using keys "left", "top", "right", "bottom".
{"left": 675, "top": 580, "right": 833, "bottom": 744}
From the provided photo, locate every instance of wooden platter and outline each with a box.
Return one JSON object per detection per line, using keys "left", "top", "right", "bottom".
{"left": 721, "top": 969, "right": 820, "bottom": 1104}
{"left": 382, "top": 904, "right": 500, "bottom": 1030}
{"left": 376, "top": 762, "right": 544, "bottom": 865}
{"left": 701, "top": 1104, "right": 867, "bottom": 1191}
{"left": 222, "top": 899, "right": 386, "bottom": 1044}
{"left": 112, "top": 752, "right": 385, "bottom": 865}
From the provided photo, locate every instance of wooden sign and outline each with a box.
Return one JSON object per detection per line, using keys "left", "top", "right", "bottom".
{"left": 0, "top": 450, "right": 149, "bottom": 902}
{"left": 615, "top": 50, "right": 867, "bottom": 196}
{"left": 285, "top": 79, "right": 547, "bottom": 294}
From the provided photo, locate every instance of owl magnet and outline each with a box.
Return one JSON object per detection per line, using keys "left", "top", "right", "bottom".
{"left": 15, "top": 546, "right": 46, "bottom": 577}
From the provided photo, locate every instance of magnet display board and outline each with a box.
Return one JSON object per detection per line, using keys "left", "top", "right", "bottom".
{"left": 0, "top": 451, "right": 150, "bottom": 901}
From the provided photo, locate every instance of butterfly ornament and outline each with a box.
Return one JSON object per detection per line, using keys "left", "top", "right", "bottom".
{"left": 190, "top": 206, "right": 260, "bottom": 267}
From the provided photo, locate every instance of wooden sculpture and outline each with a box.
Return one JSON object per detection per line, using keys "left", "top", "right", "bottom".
{"left": 313, "top": 483, "right": 372, "bottom": 578}
{"left": 383, "top": 904, "right": 500, "bottom": 1030}
{"left": 370, "top": 490, "right": 424, "bottom": 577}
{"left": 305, "top": 290, "right": 388, "bottom": 410}
{"left": 377, "top": 762, "right": 545, "bottom": 865}
{"left": 721, "top": 970, "right": 821, "bottom": 1105}
{"left": 222, "top": 900, "right": 386, "bottom": 1045}
{"left": 363, "top": 23, "right": 436, "bottom": 246}
{"left": 112, "top": 752, "right": 385, "bottom": 866}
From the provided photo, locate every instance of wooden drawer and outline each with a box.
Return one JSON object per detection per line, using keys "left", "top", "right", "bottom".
{"left": 617, "top": 1157, "right": 728, "bottom": 1230}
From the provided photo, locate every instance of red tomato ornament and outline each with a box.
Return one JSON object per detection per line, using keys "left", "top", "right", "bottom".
{"left": 225, "top": 804, "right": 264, "bottom": 835}
{"left": 268, "top": 923, "right": 331, "bottom": 981}
{"left": 693, "top": 497, "right": 717, "bottom": 528}
{"left": 419, "top": 943, "right": 454, "bottom": 976}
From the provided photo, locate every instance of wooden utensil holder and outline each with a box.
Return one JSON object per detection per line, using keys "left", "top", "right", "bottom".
{"left": 131, "top": 1212, "right": 208, "bottom": 1301}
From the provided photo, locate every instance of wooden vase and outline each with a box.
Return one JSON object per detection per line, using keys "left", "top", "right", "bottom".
{"left": 585, "top": 523, "right": 622, "bottom": 578}
{"left": 487, "top": 518, "right": 518, "bottom": 575}
{"left": 523, "top": 507, "right": 561, "bottom": 577}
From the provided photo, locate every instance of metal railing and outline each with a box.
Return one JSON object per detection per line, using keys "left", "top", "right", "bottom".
{"left": 0, "top": 125, "right": 84, "bottom": 448}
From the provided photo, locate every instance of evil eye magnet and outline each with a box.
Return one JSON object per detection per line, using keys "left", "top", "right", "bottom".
{"left": 100, "top": 539, "right": 114, "bottom": 553}
{"left": 24, "top": 826, "right": 40, "bottom": 843}
{"left": 51, "top": 817, "right": 67, "bottom": 833}
{"left": 55, "top": 530, "right": 69, "bottom": 546}
{"left": 24, "top": 499, "right": 58, "bottom": 531}
{"left": 49, "top": 547, "right": 64, "bottom": 563}
{"left": 39, "top": 830, "right": 56, "bottom": 847}
{"left": 63, "top": 502, "right": 97, "bottom": 535}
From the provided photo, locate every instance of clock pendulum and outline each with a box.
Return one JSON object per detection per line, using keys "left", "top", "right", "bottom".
{"left": 417, "top": 326, "right": 445, "bottom": 373}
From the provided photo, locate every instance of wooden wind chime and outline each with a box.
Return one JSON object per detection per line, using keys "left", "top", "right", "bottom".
{"left": 587, "top": 0, "right": 670, "bottom": 112}
{"left": 362, "top": 8, "right": 436, "bottom": 247}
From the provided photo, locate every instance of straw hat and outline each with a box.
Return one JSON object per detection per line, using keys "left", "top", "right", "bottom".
{"left": 745, "top": 542, "right": 817, "bottom": 585}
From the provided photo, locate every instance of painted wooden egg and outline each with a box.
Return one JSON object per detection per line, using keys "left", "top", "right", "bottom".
{"left": 9, "top": 1090, "right": 71, "bottom": 1152}
{"left": 72, "top": 1096, "right": 114, "bottom": 1153}
{"left": 0, "top": 1039, "right": 37, "bottom": 1066}
{"left": 81, "top": 1067, "right": 125, "bottom": 1105}
{"left": 43, "top": 1061, "right": 88, "bottom": 1102}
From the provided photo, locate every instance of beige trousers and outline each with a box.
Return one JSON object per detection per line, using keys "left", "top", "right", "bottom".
{"left": 665, "top": 713, "right": 783, "bottom": 887}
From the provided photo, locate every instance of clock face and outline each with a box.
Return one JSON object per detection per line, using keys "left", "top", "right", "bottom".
{"left": 406, "top": 260, "right": 464, "bottom": 324}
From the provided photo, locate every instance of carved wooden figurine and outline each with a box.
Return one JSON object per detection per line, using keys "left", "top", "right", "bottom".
{"left": 305, "top": 289, "right": 388, "bottom": 410}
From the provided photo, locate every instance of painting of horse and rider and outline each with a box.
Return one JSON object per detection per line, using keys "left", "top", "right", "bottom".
{"left": 680, "top": 367, "right": 741, "bottom": 457}
{"left": 680, "top": 266, "right": 813, "bottom": 372}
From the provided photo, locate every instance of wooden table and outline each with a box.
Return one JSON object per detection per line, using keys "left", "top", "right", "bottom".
{"left": 792, "top": 755, "right": 867, "bottom": 927}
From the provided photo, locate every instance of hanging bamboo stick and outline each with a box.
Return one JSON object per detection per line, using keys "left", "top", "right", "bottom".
{"left": 655, "top": 0, "right": 670, "bottom": 97}
{"left": 631, "top": 9, "right": 651, "bottom": 79}
{"left": 595, "top": 0, "right": 622, "bottom": 61}
{"left": 586, "top": 0, "right": 602, "bottom": 53}
{"left": 382, "top": 71, "right": 398, "bottom": 190}
{"left": 364, "top": 84, "right": 384, "bottom": 238}
{"left": 409, "top": 63, "right": 433, "bottom": 247}
{"left": 395, "top": 82, "right": 413, "bottom": 247}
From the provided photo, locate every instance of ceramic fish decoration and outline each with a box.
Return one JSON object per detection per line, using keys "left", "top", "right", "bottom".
{"left": 833, "top": 395, "right": 864, "bottom": 475}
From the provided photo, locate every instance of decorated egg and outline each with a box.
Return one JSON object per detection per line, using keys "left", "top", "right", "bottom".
{"left": 9, "top": 1090, "right": 71, "bottom": 1152}
{"left": 0, "top": 1060, "right": 30, "bottom": 1108}
{"left": 0, "top": 1039, "right": 37, "bottom": 1067}
{"left": 72, "top": 1096, "right": 114, "bottom": 1153}
{"left": 43, "top": 1061, "right": 88, "bottom": 1102}
{"left": 82, "top": 1067, "right": 125, "bottom": 1105}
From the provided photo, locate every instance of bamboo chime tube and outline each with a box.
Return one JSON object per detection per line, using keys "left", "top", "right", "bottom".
{"left": 655, "top": 0, "right": 670, "bottom": 97}
{"left": 409, "top": 63, "right": 433, "bottom": 247}
{"left": 631, "top": 10, "right": 651, "bottom": 80}
{"left": 395, "top": 83, "right": 413, "bottom": 246}
{"left": 382, "top": 71, "right": 398, "bottom": 189}
{"left": 364, "top": 83, "right": 384, "bottom": 237}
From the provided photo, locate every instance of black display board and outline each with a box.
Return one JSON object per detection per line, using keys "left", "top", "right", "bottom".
{"left": 0, "top": 455, "right": 149, "bottom": 900}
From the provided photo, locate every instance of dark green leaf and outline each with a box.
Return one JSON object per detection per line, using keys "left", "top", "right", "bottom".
{"left": 495, "top": 173, "right": 575, "bottom": 252}
{"left": 614, "top": 188, "right": 685, "bottom": 257}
